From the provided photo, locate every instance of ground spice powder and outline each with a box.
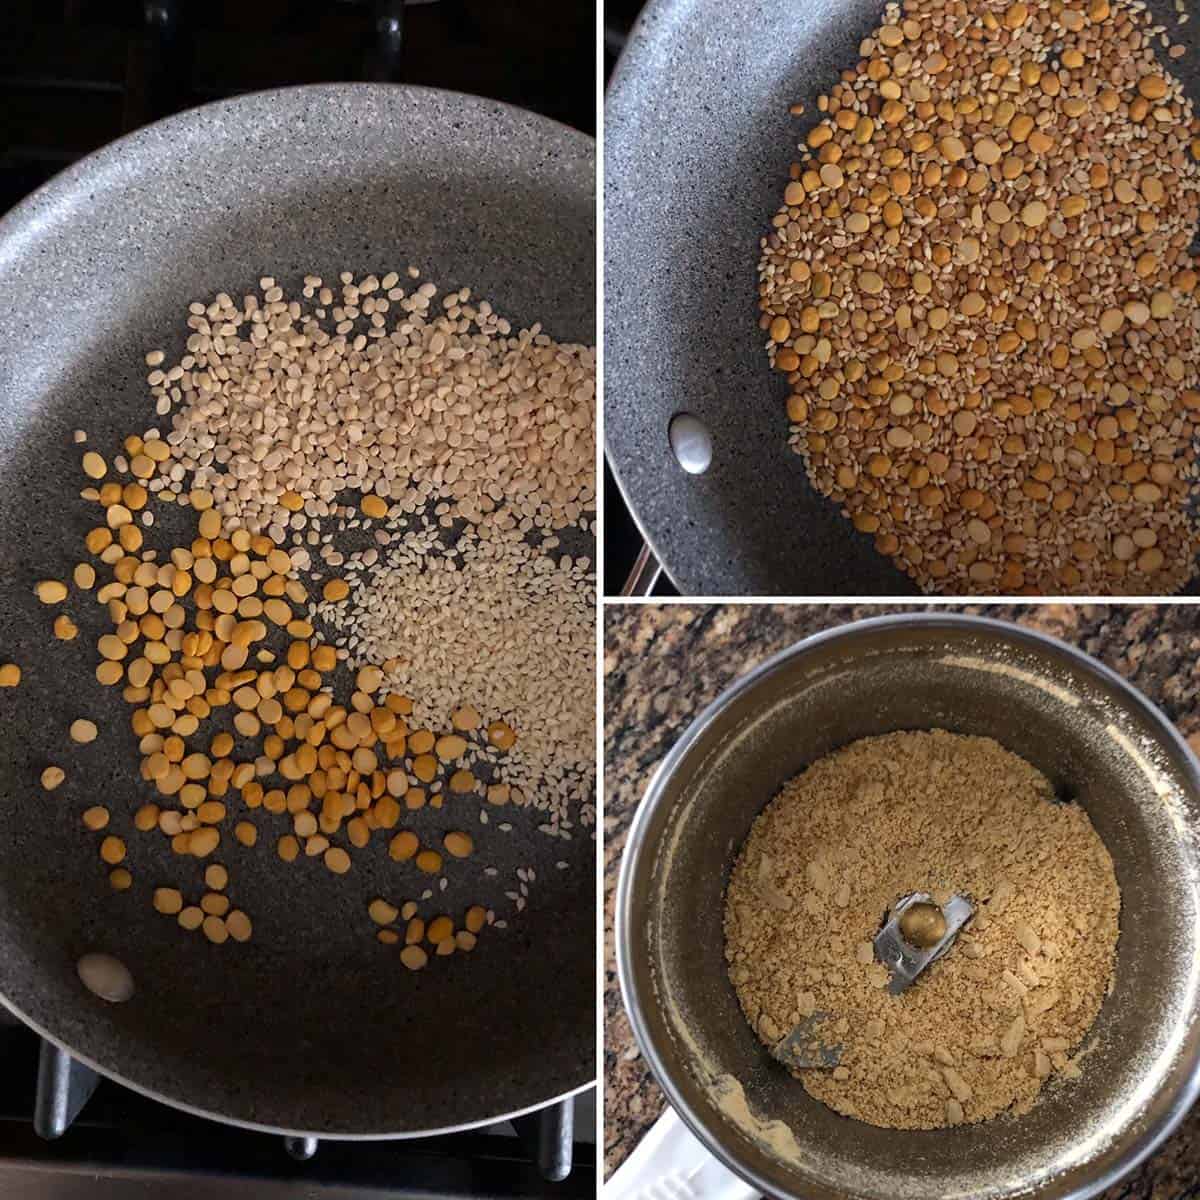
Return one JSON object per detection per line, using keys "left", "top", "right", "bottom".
{"left": 723, "top": 730, "right": 1120, "bottom": 1129}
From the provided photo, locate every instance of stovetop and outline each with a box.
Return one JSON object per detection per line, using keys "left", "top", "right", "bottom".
{"left": 0, "top": 3, "right": 596, "bottom": 1194}
{"left": 0, "top": 0, "right": 595, "bottom": 218}
{"left": 0, "top": 1009, "right": 594, "bottom": 1198}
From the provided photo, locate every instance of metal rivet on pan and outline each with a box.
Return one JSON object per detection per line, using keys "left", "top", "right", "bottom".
{"left": 668, "top": 413, "right": 713, "bottom": 475}
{"left": 76, "top": 953, "right": 135, "bottom": 1003}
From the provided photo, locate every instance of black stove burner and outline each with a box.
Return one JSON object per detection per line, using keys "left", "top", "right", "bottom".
{"left": 0, "top": 1019, "right": 593, "bottom": 1196}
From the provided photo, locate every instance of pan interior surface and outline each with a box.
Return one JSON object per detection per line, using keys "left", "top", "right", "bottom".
{"left": 604, "top": 0, "right": 1200, "bottom": 596}
{"left": 0, "top": 84, "right": 595, "bottom": 1136}
{"left": 625, "top": 618, "right": 1200, "bottom": 1200}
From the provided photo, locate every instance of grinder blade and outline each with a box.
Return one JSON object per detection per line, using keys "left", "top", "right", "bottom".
{"left": 770, "top": 1011, "right": 842, "bottom": 1070}
{"left": 769, "top": 893, "right": 972, "bottom": 1073}
{"left": 874, "top": 892, "right": 973, "bottom": 995}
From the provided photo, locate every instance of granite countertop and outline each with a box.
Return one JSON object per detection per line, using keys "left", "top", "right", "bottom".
{"left": 603, "top": 603, "right": 1200, "bottom": 1191}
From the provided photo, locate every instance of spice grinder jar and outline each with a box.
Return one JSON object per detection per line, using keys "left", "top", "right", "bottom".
{"left": 615, "top": 613, "right": 1200, "bottom": 1200}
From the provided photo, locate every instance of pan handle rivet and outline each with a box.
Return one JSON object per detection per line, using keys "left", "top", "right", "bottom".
{"left": 668, "top": 413, "right": 713, "bottom": 475}
{"left": 77, "top": 953, "right": 135, "bottom": 1003}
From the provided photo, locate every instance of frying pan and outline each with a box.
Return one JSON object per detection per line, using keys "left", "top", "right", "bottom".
{"left": 604, "top": 0, "right": 1200, "bottom": 596}
{"left": 0, "top": 84, "right": 595, "bottom": 1137}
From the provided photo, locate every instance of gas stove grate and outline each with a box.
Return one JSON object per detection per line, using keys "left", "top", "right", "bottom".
{"left": 0, "top": 0, "right": 595, "bottom": 217}
{"left": 0, "top": 1022, "right": 593, "bottom": 1197}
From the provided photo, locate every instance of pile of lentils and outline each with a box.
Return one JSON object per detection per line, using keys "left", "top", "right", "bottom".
{"left": 157, "top": 271, "right": 593, "bottom": 542}
{"left": 155, "top": 271, "right": 596, "bottom": 836}
{"left": 758, "top": 0, "right": 1200, "bottom": 594}
{"left": 315, "top": 513, "right": 595, "bottom": 841}
{"left": 24, "top": 270, "right": 594, "bottom": 970}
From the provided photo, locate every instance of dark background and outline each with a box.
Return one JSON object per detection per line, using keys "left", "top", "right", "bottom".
{"left": 0, "top": 0, "right": 595, "bottom": 219}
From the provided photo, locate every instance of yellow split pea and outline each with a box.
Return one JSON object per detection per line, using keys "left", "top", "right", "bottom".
{"left": 401, "top": 945, "right": 428, "bottom": 971}
{"left": 52, "top": 479, "right": 518, "bottom": 958}
{"left": 35, "top": 580, "right": 68, "bottom": 604}
{"left": 69, "top": 719, "right": 98, "bottom": 745}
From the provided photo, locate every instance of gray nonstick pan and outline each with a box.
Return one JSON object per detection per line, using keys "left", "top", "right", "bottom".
{"left": 604, "top": 0, "right": 1200, "bottom": 597}
{"left": 0, "top": 84, "right": 595, "bottom": 1137}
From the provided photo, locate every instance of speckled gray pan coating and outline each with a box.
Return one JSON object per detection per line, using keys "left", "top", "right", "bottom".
{"left": 0, "top": 84, "right": 595, "bottom": 1136}
{"left": 604, "top": 0, "right": 1200, "bottom": 596}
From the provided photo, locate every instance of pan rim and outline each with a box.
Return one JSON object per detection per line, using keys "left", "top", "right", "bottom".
{"left": 603, "top": 450, "right": 681, "bottom": 593}
{"left": 615, "top": 611, "right": 1200, "bottom": 1200}
{"left": 604, "top": 0, "right": 713, "bottom": 597}
{"left": 605, "top": 7, "right": 683, "bottom": 593}
{"left": 0, "top": 987, "right": 595, "bottom": 1139}
{"left": 0, "top": 79, "right": 596, "bottom": 1140}
{"left": 0, "top": 81, "right": 594, "bottom": 267}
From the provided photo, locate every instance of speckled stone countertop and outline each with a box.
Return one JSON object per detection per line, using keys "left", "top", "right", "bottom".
{"left": 603, "top": 603, "right": 1200, "bottom": 1190}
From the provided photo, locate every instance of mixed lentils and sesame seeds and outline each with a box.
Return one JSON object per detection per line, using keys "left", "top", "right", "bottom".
{"left": 157, "top": 270, "right": 595, "bottom": 838}
{"left": 23, "top": 270, "right": 594, "bottom": 969}
{"left": 314, "top": 513, "right": 595, "bottom": 839}
{"left": 759, "top": 0, "right": 1200, "bottom": 594}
